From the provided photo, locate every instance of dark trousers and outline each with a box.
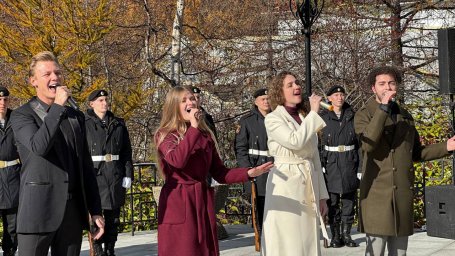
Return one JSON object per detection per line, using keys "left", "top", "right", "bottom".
{"left": 327, "top": 191, "right": 357, "bottom": 225}
{"left": 17, "top": 199, "right": 84, "bottom": 256}
{"left": 95, "top": 208, "right": 120, "bottom": 244}
{"left": 257, "top": 196, "right": 265, "bottom": 231}
{"left": 0, "top": 207, "right": 18, "bottom": 254}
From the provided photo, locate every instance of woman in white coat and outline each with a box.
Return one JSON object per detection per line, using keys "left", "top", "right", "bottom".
{"left": 261, "top": 71, "right": 329, "bottom": 256}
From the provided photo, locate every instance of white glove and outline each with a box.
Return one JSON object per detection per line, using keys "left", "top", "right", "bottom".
{"left": 357, "top": 173, "right": 362, "bottom": 180}
{"left": 122, "top": 177, "right": 132, "bottom": 189}
{"left": 322, "top": 167, "right": 326, "bottom": 173}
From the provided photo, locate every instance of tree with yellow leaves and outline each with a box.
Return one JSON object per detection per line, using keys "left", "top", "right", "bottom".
{"left": 0, "top": 0, "right": 113, "bottom": 103}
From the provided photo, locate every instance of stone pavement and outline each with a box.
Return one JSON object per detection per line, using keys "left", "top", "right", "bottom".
{"left": 77, "top": 224, "right": 455, "bottom": 256}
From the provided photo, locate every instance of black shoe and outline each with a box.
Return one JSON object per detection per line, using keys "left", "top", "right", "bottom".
{"left": 3, "top": 249, "right": 17, "bottom": 256}
{"left": 342, "top": 223, "right": 358, "bottom": 247}
{"left": 329, "top": 223, "right": 345, "bottom": 248}
{"left": 105, "top": 242, "right": 116, "bottom": 256}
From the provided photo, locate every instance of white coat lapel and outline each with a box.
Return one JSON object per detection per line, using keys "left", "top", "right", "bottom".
{"left": 276, "top": 105, "right": 300, "bottom": 131}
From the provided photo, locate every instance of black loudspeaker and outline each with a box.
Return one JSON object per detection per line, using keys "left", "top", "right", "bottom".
{"left": 426, "top": 185, "right": 455, "bottom": 239}
{"left": 438, "top": 29, "right": 455, "bottom": 94}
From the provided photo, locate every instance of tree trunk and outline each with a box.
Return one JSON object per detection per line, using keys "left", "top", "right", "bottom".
{"left": 171, "top": 0, "right": 184, "bottom": 87}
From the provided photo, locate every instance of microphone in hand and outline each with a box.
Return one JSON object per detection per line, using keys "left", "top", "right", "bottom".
{"left": 187, "top": 108, "right": 201, "bottom": 120}
{"left": 67, "top": 97, "right": 79, "bottom": 110}
{"left": 51, "top": 84, "right": 79, "bottom": 110}
{"left": 320, "top": 101, "right": 334, "bottom": 111}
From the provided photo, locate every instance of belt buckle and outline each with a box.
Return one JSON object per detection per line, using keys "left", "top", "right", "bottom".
{"left": 105, "top": 154, "right": 112, "bottom": 162}
{"left": 338, "top": 145, "right": 345, "bottom": 152}
{"left": 0, "top": 161, "right": 5, "bottom": 168}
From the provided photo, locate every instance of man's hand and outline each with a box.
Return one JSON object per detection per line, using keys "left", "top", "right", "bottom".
{"left": 91, "top": 215, "right": 105, "bottom": 240}
{"left": 54, "top": 85, "right": 70, "bottom": 106}
{"left": 320, "top": 199, "right": 328, "bottom": 217}
{"left": 380, "top": 90, "right": 397, "bottom": 105}
{"left": 447, "top": 136, "right": 455, "bottom": 152}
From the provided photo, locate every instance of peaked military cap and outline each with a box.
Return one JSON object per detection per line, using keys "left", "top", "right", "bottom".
{"left": 191, "top": 86, "right": 201, "bottom": 94}
{"left": 253, "top": 88, "right": 268, "bottom": 98}
{"left": 0, "top": 86, "right": 9, "bottom": 97}
{"left": 326, "top": 85, "right": 345, "bottom": 96}
{"left": 88, "top": 89, "right": 108, "bottom": 101}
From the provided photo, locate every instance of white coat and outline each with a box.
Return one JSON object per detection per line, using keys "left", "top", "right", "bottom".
{"left": 261, "top": 105, "right": 329, "bottom": 256}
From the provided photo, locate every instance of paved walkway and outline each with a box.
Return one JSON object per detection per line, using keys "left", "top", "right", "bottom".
{"left": 77, "top": 224, "right": 455, "bottom": 256}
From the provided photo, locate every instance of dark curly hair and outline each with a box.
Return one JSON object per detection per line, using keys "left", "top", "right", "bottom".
{"left": 367, "top": 66, "right": 402, "bottom": 87}
{"left": 268, "top": 71, "right": 307, "bottom": 115}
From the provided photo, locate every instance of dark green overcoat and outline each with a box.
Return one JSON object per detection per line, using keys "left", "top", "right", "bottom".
{"left": 354, "top": 98, "right": 449, "bottom": 236}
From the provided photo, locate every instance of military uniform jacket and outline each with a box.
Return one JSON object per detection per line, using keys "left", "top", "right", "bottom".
{"left": 320, "top": 103, "right": 360, "bottom": 194}
{"left": 235, "top": 107, "right": 272, "bottom": 196}
{"left": 354, "top": 98, "right": 449, "bottom": 236}
{"left": 201, "top": 107, "right": 217, "bottom": 139}
{"left": 85, "top": 109, "right": 133, "bottom": 210}
{"left": 0, "top": 109, "right": 20, "bottom": 209}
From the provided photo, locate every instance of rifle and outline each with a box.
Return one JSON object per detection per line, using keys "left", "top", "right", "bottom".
{"left": 251, "top": 180, "right": 261, "bottom": 252}
{"left": 88, "top": 215, "right": 96, "bottom": 256}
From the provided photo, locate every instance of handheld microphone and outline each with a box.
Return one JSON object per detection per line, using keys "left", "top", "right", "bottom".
{"left": 67, "top": 97, "right": 79, "bottom": 110}
{"left": 51, "top": 84, "right": 79, "bottom": 110}
{"left": 320, "top": 101, "right": 334, "bottom": 111}
{"left": 186, "top": 108, "right": 201, "bottom": 120}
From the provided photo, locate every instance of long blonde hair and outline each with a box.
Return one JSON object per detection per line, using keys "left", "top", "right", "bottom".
{"left": 154, "top": 86, "right": 217, "bottom": 177}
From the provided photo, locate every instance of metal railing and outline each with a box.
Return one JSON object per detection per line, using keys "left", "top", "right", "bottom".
{"left": 119, "top": 162, "right": 253, "bottom": 235}
{"left": 120, "top": 162, "right": 159, "bottom": 236}
{"left": 119, "top": 159, "right": 451, "bottom": 235}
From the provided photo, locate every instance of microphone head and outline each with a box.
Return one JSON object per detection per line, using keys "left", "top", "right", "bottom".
{"left": 320, "top": 101, "right": 334, "bottom": 111}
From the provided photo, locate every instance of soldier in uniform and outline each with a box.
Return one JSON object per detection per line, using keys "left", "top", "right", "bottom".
{"left": 85, "top": 90, "right": 133, "bottom": 256}
{"left": 235, "top": 88, "right": 272, "bottom": 235}
{"left": 0, "top": 87, "right": 20, "bottom": 256}
{"left": 320, "top": 85, "right": 360, "bottom": 248}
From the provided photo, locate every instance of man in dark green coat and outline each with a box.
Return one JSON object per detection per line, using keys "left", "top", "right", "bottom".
{"left": 354, "top": 66, "right": 455, "bottom": 256}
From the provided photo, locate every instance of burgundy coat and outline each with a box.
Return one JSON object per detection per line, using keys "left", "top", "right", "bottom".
{"left": 157, "top": 126, "right": 249, "bottom": 256}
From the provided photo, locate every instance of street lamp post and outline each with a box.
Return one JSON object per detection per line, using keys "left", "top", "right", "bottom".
{"left": 290, "top": 0, "right": 324, "bottom": 96}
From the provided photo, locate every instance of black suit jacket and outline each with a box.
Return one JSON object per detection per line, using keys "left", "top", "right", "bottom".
{"left": 11, "top": 97, "right": 102, "bottom": 233}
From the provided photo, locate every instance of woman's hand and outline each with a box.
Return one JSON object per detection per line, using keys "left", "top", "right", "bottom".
{"left": 309, "top": 93, "right": 322, "bottom": 113}
{"left": 189, "top": 108, "right": 201, "bottom": 128}
{"left": 247, "top": 161, "right": 274, "bottom": 177}
{"left": 319, "top": 199, "right": 328, "bottom": 217}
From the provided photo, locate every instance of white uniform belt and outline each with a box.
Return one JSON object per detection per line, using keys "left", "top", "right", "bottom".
{"left": 0, "top": 159, "right": 20, "bottom": 168}
{"left": 248, "top": 149, "right": 270, "bottom": 157}
{"left": 324, "top": 145, "right": 355, "bottom": 152}
{"left": 91, "top": 154, "right": 120, "bottom": 162}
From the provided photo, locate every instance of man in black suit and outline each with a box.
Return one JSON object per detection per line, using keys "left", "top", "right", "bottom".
{"left": 10, "top": 51, "right": 105, "bottom": 256}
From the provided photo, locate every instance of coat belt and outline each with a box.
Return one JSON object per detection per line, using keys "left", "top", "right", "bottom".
{"left": 272, "top": 156, "right": 329, "bottom": 240}
{"left": 248, "top": 149, "right": 270, "bottom": 157}
{"left": 324, "top": 145, "right": 355, "bottom": 152}
{"left": 0, "top": 159, "right": 20, "bottom": 168}
{"left": 165, "top": 179, "right": 208, "bottom": 244}
{"left": 91, "top": 154, "right": 119, "bottom": 162}
{"left": 273, "top": 156, "right": 309, "bottom": 165}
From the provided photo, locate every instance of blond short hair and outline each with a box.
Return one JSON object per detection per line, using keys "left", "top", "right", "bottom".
{"left": 29, "top": 51, "right": 60, "bottom": 77}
